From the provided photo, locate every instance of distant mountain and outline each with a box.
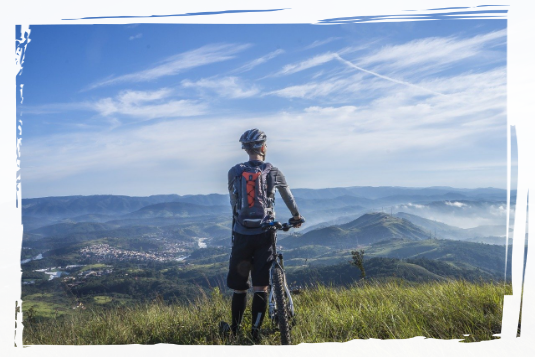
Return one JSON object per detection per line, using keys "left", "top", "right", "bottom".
{"left": 22, "top": 195, "right": 181, "bottom": 218}
{"left": 122, "top": 202, "right": 228, "bottom": 219}
{"left": 29, "top": 222, "right": 118, "bottom": 239}
{"left": 373, "top": 192, "right": 470, "bottom": 206}
{"left": 0, "top": 211, "right": 55, "bottom": 231}
{"left": 21, "top": 194, "right": 229, "bottom": 218}
{"left": 67, "top": 213, "right": 120, "bottom": 223}
{"left": 394, "top": 212, "right": 464, "bottom": 239}
{"left": 177, "top": 194, "right": 228, "bottom": 206}
{"left": 284, "top": 212, "right": 431, "bottom": 249}
{"left": 292, "top": 186, "right": 449, "bottom": 200}
{"left": 295, "top": 195, "right": 374, "bottom": 209}
{"left": 395, "top": 212, "right": 506, "bottom": 242}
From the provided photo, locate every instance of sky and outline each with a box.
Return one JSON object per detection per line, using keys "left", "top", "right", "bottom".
{"left": 17, "top": 20, "right": 508, "bottom": 198}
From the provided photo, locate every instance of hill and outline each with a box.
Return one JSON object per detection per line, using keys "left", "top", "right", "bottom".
{"left": 22, "top": 280, "right": 508, "bottom": 344}
{"left": 366, "top": 238, "right": 509, "bottom": 276}
{"left": 284, "top": 212, "right": 431, "bottom": 249}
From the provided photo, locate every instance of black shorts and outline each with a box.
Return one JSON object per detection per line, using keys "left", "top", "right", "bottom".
{"left": 227, "top": 231, "right": 275, "bottom": 290}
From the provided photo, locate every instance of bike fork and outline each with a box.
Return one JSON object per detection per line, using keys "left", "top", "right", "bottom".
{"left": 268, "top": 260, "right": 295, "bottom": 320}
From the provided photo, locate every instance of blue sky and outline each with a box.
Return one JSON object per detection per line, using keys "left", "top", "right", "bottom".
{"left": 18, "top": 20, "right": 507, "bottom": 198}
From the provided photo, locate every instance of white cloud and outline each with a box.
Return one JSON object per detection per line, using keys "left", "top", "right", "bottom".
{"left": 181, "top": 77, "right": 260, "bottom": 99}
{"left": 19, "top": 88, "right": 208, "bottom": 121}
{"left": 302, "top": 37, "right": 341, "bottom": 50}
{"left": 21, "top": 27, "right": 509, "bottom": 197}
{"left": 274, "top": 52, "right": 337, "bottom": 76}
{"left": 86, "top": 43, "right": 251, "bottom": 90}
{"left": 268, "top": 81, "right": 342, "bottom": 99}
{"left": 126, "top": 21, "right": 141, "bottom": 29}
{"left": 445, "top": 201, "right": 467, "bottom": 208}
{"left": 93, "top": 88, "right": 206, "bottom": 119}
{"left": 22, "top": 87, "right": 507, "bottom": 196}
{"left": 233, "top": 49, "right": 285, "bottom": 73}
{"left": 357, "top": 29, "right": 506, "bottom": 72}
{"left": 129, "top": 33, "right": 142, "bottom": 40}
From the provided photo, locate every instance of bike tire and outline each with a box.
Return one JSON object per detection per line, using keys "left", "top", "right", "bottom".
{"left": 273, "top": 265, "right": 291, "bottom": 345}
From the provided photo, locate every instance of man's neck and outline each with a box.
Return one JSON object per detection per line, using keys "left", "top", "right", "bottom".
{"left": 248, "top": 155, "right": 264, "bottom": 162}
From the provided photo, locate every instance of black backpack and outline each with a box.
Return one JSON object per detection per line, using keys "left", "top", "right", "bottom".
{"left": 231, "top": 162, "right": 273, "bottom": 228}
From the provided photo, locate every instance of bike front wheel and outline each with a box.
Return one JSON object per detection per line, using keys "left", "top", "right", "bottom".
{"left": 273, "top": 265, "right": 291, "bottom": 345}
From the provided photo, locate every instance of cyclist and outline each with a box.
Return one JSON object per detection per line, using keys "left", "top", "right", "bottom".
{"left": 220, "top": 128, "right": 304, "bottom": 342}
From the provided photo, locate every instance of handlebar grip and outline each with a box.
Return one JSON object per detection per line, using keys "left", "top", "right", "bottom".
{"left": 289, "top": 217, "right": 305, "bottom": 225}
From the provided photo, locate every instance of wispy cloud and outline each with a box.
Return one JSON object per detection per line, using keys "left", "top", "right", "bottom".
{"left": 357, "top": 29, "right": 506, "bottom": 72}
{"left": 181, "top": 76, "right": 260, "bottom": 99}
{"left": 85, "top": 43, "right": 251, "bottom": 90}
{"left": 267, "top": 77, "right": 357, "bottom": 99}
{"left": 334, "top": 54, "right": 446, "bottom": 96}
{"left": 22, "top": 28, "right": 508, "bottom": 197}
{"left": 129, "top": 33, "right": 143, "bottom": 40}
{"left": 233, "top": 49, "right": 285, "bottom": 73}
{"left": 21, "top": 88, "right": 208, "bottom": 121}
{"left": 93, "top": 88, "right": 207, "bottom": 119}
{"left": 273, "top": 52, "right": 337, "bottom": 76}
{"left": 302, "top": 37, "right": 341, "bottom": 50}
{"left": 126, "top": 21, "right": 141, "bottom": 29}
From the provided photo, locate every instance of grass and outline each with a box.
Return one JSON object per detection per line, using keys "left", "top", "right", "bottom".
{"left": 93, "top": 296, "right": 113, "bottom": 304}
{"left": 79, "top": 264, "right": 109, "bottom": 272}
{"left": 23, "top": 280, "right": 510, "bottom": 345}
{"left": 23, "top": 293, "right": 71, "bottom": 320}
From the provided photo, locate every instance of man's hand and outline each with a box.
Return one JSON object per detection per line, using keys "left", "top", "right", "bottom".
{"left": 290, "top": 215, "right": 305, "bottom": 228}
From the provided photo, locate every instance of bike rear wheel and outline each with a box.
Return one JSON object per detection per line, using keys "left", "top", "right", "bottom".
{"left": 273, "top": 265, "right": 291, "bottom": 345}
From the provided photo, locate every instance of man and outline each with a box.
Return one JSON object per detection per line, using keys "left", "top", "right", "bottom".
{"left": 220, "top": 128, "right": 304, "bottom": 342}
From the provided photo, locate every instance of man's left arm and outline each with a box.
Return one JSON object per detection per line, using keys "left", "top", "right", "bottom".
{"left": 272, "top": 168, "right": 301, "bottom": 221}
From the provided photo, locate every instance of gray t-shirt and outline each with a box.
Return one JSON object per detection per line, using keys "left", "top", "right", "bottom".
{"left": 228, "top": 160, "right": 300, "bottom": 235}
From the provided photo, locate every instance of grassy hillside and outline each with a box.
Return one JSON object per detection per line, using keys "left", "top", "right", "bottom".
{"left": 286, "top": 256, "right": 502, "bottom": 286}
{"left": 23, "top": 280, "right": 509, "bottom": 345}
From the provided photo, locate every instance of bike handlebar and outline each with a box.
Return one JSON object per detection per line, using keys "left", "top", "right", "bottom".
{"left": 261, "top": 218, "right": 305, "bottom": 232}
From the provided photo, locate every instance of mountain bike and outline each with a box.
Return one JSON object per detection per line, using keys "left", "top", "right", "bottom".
{"left": 260, "top": 217, "right": 305, "bottom": 345}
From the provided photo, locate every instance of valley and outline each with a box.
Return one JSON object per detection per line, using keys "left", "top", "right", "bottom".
{"left": 20, "top": 185, "right": 514, "bottom": 321}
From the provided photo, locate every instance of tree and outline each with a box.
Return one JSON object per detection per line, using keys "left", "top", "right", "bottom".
{"left": 350, "top": 249, "right": 366, "bottom": 279}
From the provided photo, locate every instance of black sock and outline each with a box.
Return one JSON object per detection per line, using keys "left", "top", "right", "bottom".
{"left": 251, "top": 291, "right": 268, "bottom": 331}
{"left": 231, "top": 292, "right": 247, "bottom": 333}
